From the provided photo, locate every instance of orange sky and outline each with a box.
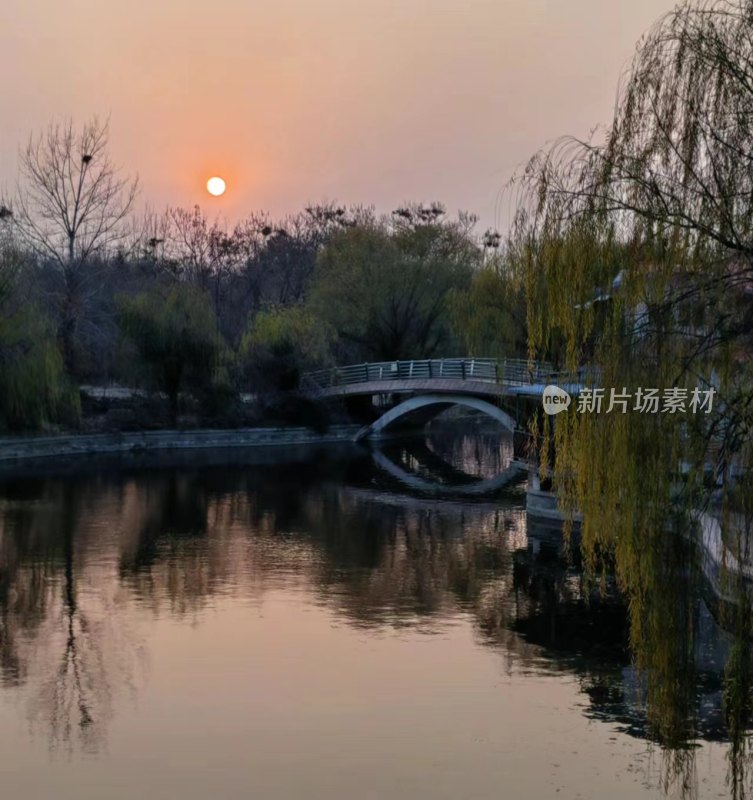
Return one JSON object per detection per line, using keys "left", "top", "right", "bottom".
{"left": 0, "top": 0, "right": 676, "bottom": 228}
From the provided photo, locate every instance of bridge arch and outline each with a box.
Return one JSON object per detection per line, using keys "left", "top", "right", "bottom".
{"left": 370, "top": 449, "right": 524, "bottom": 496}
{"left": 355, "top": 393, "right": 517, "bottom": 442}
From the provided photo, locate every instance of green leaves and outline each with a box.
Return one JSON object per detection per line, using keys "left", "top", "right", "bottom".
{"left": 310, "top": 220, "right": 476, "bottom": 361}
{"left": 0, "top": 241, "right": 77, "bottom": 431}
{"left": 449, "top": 253, "right": 528, "bottom": 360}
{"left": 239, "top": 306, "right": 335, "bottom": 392}
{"left": 118, "top": 284, "right": 224, "bottom": 424}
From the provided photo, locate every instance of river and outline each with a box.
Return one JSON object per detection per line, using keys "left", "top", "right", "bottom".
{"left": 0, "top": 421, "right": 744, "bottom": 799}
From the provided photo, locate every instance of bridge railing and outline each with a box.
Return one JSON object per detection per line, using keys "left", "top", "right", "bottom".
{"left": 301, "top": 357, "right": 573, "bottom": 392}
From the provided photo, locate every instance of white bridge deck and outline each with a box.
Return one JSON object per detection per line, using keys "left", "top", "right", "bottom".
{"left": 301, "top": 357, "right": 584, "bottom": 400}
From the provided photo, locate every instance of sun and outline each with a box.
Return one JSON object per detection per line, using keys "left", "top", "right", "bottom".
{"left": 207, "top": 176, "right": 226, "bottom": 197}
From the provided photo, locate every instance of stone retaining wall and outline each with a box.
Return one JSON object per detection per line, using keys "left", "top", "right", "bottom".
{"left": 0, "top": 425, "right": 361, "bottom": 463}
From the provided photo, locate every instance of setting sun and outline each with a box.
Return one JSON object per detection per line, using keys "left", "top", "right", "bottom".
{"left": 207, "top": 176, "right": 226, "bottom": 197}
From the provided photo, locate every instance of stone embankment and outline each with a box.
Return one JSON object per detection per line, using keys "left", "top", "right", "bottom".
{"left": 0, "top": 425, "right": 361, "bottom": 464}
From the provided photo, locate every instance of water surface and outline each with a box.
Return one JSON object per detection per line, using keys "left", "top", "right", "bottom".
{"left": 0, "top": 425, "right": 741, "bottom": 799}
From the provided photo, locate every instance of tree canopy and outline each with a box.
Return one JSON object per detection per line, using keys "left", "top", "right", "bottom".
{"left": 239, "top": 306, "right": 335, "bottom": 392}
{"left": 0, "top": 226, "right": 77, "bottom": 431}
{"left": 450, "top": 245, "right": 528, "bottom": 360}
{"left": 310, "top": 212, "right": 477, "bottom": 361}
{"left": 119, "top": 284, "right": 224, "bottom": 425}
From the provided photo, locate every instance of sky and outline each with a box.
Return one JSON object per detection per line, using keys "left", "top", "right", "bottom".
{"left": 0, "top": 0, "right": 677, "bottom": 230}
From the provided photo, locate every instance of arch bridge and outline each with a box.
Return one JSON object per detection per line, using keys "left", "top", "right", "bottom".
{"left": 300, "top": 357, "right": 583, "bottom": 441}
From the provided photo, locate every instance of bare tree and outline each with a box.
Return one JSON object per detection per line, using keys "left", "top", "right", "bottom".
{"left": 14, "top": 118, "right": 138, "bottom": 372}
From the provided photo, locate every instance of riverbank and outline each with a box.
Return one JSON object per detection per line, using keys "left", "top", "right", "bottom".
{"left": 0, "top": 424, "right": 362, "bottom": 464}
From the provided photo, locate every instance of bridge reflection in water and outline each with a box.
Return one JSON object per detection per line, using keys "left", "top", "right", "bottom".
{"left": 368, "top": 428, "right": 525, "bottom": 497}
{"left": 0, "top": 425, "right": 747, "bottom": 800}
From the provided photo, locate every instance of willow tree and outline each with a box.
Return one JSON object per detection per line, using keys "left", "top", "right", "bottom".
{"left": 119, "top": 284, "right": 225, "bottom": 425}
{"left": 449, "top": 240, "right": 532, "bottom": 361}
{"left": 513, "top": 0, "right": 753, "bottom": 790}
{"left": 239, "top": 306, "right": 335, "bottom": 392}
{"left": 0, "top": 221, "right": 77, "bottom": 431}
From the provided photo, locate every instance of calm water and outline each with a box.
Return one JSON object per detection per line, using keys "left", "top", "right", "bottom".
{"left": 0, "top": 423, "right": 742, "bottom": 799}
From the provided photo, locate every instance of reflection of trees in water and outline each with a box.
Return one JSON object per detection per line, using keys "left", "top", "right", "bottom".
{"left": 300, "top": 487, "right": 523, "bottom": 627}
{"left": 118, "top": 471, "right": 213, "bottom": 616}
{"left": 721, "top": 575, "right": 753, "bottom": 800}
{"left": 1, "top": 461, "right": 753, "bottom": 796}
{"left": 116, "top": 465, "right": 338, "bottom": 615}
{"left": 0, "top": 479, "right": 145, "bottom": 754}
{"left": 628, "top": 526, "right": 699, "bottom": 794}
{"left": 590, "top": 509, "right": 753, "bottom": 800}
{"left": 0, "top": 481, "right": 68, "bottom": 688}
{"left": 295, "top": 488, "right": 753, "bottom": 799}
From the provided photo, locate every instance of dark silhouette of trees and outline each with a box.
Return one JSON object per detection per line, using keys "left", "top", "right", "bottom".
{"left": 0, "top": 118, "right": 522, "bottom": 431}
{"left": 13, "top": 119, "right": 138, "bottom": 374}
{"left": 119, "top": 284, "right": 225, "bottom": 425}
{"left": 0, "top": 216, "right": 77, "bottom": 431}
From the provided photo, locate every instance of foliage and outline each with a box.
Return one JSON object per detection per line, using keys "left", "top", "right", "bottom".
{"left": 513, "top": 0, "right": 753, "bottom": 552}
{"left": 0, "top": 233, "right": 78, "bottom": 431}
{"left": 255, "top": 393, "right": 332, "bottom": 433}
{"left": 137, "top": 202, "right": 373, "bottom": 347}
{"left": 450, "top": 248, "right": 528, "bottom": 359}
{"left": 310, "top": 213, "right": 477, "bottom": 361}
{"left": 239, "top": 306, "right": 335, "bottom": 392}
{"left": 511, "top": 1, "right": 753, "bottom": 787}
{"left": 118, "top": 284, "right": 224, "bottom": 425}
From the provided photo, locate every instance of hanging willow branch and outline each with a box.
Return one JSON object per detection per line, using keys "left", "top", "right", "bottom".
{"left": 511, "top": 3, "right": 753, "bottom": 790}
